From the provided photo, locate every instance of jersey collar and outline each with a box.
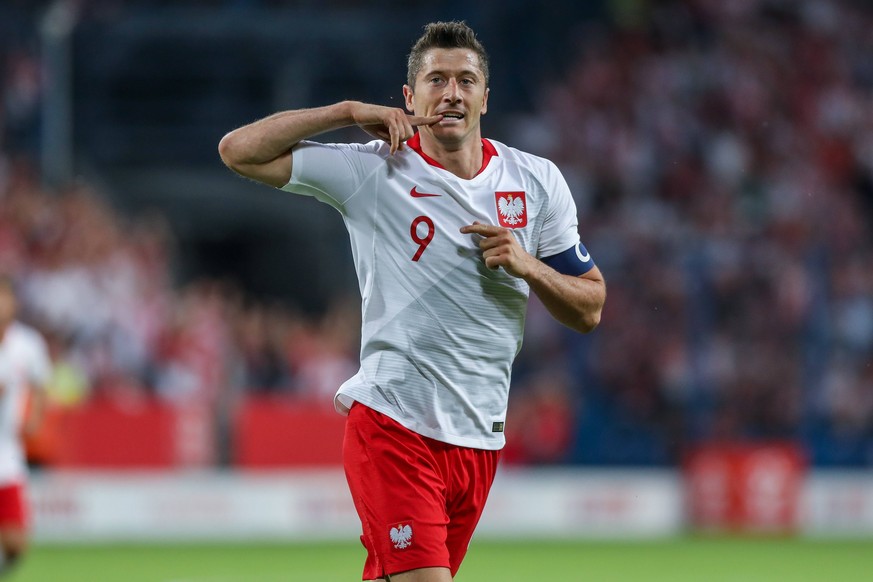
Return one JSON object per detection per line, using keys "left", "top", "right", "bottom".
{"left": 407, "top": 133, "right": 497, "bottom": 178}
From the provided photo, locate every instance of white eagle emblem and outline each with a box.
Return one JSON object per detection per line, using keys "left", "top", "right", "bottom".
{"left": 495, "top": 191, "right": 527, "bottom": 228}
{"left": 389, "top": 524, "right": 413, "bottom": 549}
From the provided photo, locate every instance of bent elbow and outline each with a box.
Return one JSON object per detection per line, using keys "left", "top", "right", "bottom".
{"left": 575, "top": 310, "right": 602, "bottom": 334}
{"left": 575, "top": 279, "right": 606, "bottom": 333}
{"left": 573, "top": 293, "right": 605, "bottom": 333}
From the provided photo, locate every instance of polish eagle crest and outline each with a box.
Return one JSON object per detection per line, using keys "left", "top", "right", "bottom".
{"left": 390, "top": 523, "right": 413, "bottom": 549}
{"left": 495, "top": 191, "right": 527, "bottom": 228}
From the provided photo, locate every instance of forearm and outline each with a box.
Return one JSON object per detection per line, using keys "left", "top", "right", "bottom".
{"left": 523, "top": 262, "right": 606, "bottom": 334}
{"left": 219, "top": 101, "right": 357, "bottom": 167}
{"left": 459, "top": 222, "right": 607, "bottom": 332}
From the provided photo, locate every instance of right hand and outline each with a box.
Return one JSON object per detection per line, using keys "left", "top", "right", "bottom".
{"left": 350, "top": 102, "right": 442, "bottom": 154}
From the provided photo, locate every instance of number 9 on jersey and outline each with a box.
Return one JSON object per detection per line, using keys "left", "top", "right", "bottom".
{"left": 410, "top": 216, "right": 435, "bottom": 262}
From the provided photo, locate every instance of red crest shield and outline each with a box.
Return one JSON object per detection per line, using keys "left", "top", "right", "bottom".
{"left": 495, "top": 191, "right": 527, "bottom": 228}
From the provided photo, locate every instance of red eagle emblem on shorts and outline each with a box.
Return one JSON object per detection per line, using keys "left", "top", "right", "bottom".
{"left": 495, "top": 191, "right": 527, "bottom": 228}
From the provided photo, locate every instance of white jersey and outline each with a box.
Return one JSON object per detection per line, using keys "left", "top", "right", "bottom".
{"left": 0, "top": 322, "right": 51, "bottom": 483}
{"left": 283, "top": 134, "right": 580, "bottom": 449}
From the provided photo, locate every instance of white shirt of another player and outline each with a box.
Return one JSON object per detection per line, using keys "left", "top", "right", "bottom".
{"left": 0, "top": 322, "right": 51, "bottom": 484}
{"left": 283, "top": 135, "right": 580, "bottom": 449}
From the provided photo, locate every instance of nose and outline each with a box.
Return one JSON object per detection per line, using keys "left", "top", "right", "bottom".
{"left": 444, "top": 78, "right": 461, "bottom": 103}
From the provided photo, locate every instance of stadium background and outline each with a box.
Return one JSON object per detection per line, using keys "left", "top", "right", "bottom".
{"left": 1, "top": 0, "right": 872, "bottom": 580}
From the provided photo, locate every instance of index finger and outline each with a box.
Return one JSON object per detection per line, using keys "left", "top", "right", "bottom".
{"left": 460, "top": 222, "right": 502, "bottom": 236}
{"left": 407, "top": 114, "right": 444, "bottom": 127}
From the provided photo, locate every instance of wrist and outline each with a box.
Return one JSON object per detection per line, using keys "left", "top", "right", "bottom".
{"left": 514, "top": 253, "right": 542, "bottom": 281}
{"left": 339, "top": 101, "right": 362, "bottom": 125}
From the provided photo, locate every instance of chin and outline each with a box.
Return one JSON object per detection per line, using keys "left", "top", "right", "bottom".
{"left": 431, "top": 125, "right": 467, "bottom": 140}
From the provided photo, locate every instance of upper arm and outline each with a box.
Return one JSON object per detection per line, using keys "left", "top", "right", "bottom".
{"left": 541, "top": 242, "right": 595, "bottom": 277}
{"left": 578, "top": 264, "right": 605, "bottom": 286}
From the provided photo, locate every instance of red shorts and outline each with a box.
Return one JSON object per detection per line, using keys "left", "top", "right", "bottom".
{"left": 343, "top": 403, "right": 500, "bottom": 580}
{"left": 0, "top": 483, "right": 28, "bottom": 528}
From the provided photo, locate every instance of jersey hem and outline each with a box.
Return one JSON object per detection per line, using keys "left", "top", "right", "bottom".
{"left": 335, "top": 393, "right": 505, "bottom": 451}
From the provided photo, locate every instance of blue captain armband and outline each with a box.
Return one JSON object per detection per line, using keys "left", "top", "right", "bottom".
{"left": 542, "top": 242, "right": 595, "bottom": 276}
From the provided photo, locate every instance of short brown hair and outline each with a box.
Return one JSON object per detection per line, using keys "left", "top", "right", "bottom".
{"left": 406, "top": 21, "right": 490, "bottom": 87}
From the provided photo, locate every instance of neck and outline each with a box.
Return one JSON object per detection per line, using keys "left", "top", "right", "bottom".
{"left": 416, "top": 131, "right": 484, "bottom": 180}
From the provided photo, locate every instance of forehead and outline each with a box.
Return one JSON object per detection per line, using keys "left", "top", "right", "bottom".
{"left": 417, "top": 48, "right": 484, "bottom": 78}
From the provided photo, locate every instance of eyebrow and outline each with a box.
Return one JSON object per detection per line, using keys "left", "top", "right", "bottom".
{"left": 423, "top": 68, "right": 482, "bottom": 79}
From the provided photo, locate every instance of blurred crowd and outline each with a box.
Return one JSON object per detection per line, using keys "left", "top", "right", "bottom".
{"left": 507, "top": 0, "right": 873, "bottom": 465}
{"left": 0, "top": 161, "right": 360, "bottom": 407}
{"left": 2, "top": 0, "right": 872, "bottom": 467}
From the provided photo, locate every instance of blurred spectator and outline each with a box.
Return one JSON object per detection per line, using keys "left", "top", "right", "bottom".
{"left": 43, "top": 330, "right": 90, "bottom": 408}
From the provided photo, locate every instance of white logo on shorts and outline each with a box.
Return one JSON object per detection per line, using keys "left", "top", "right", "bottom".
{"left": 390, "top": 523, "right": 413, "bottom": 549}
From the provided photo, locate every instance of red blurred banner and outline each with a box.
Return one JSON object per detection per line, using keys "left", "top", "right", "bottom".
{"left": 28, "top": 395, "right": 346, "bottom": 469}
{"left": 54, "top": 399, "right": 178, "bottom": 468}
{"left": 685, "top": 442, "right": 806, "bottom": 534}
{"left": 232, "top": 396, "right": 345, "bottom": 468}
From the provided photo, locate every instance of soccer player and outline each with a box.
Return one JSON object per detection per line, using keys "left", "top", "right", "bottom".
{"left": 0, "top": 275, "right": 50, "bottom": 575}
{"left": 219, "top": 21, "right": 606, "bottom": 582}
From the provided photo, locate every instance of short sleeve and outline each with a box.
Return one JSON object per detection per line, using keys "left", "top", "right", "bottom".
{"left": 281, "top": 140, "right": 383, "bottom": 212}
{"left": 537, "top": 161, "right": 582, "bottom": 259}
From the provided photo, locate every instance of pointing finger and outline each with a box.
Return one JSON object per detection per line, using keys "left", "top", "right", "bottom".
{"left": 408, "top": 114, "right": 444, "bottom": 127}
{"left": 460, "top": 222, "right": 502, "bottom": 236}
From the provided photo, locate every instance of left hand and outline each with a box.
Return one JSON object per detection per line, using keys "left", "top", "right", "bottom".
{"left": 460, "top": 221, "right": 536, "bottom": 278}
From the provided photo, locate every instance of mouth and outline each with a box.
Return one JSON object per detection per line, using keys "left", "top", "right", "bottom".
{"left": 438, "top": 112, "right": 465, "bottom": 122}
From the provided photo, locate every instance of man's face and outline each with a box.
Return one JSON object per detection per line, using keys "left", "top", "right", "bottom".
{"left": 404, "top": 48, "right": 489, "bottom": 145}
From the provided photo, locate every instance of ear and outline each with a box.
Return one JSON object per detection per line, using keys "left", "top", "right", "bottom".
{"left": 403, "top": 85, "right": 415, "bottom": 113}
{"left": 481, "top": 87, "right": 489, "bottom": 116}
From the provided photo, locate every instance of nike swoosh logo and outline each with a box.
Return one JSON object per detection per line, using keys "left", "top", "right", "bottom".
{"left": 410, "top": 187, "right": 442, "bottom": 198}
{"left": 575, "top": 243, "right": 591, "bottom": 262}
